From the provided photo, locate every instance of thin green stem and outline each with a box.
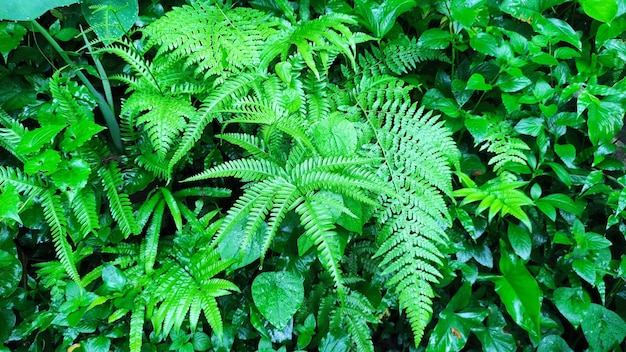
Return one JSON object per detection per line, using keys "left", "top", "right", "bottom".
{"left": 30, "top": 20, "right": 123, "bottom": 153}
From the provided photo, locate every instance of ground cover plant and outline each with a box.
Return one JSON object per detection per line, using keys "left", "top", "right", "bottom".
{"left": 0, "top": 0, "right": 625, "bottom": 351}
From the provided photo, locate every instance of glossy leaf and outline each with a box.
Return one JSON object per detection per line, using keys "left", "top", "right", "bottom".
{"left": 0, "top": 0, "right": 79, "bottom": 20}
{"left": 507, "top": 223, "right": 531, "bottom": 260}
{"left": 0, "top": 249, "right": 21, "bottom": 297}
{"left": 491, "top": 243, "right": 542, "bottom": 342}
{"left": 16, "top": 125, "right": 66, "bottom": 155}
{"left": 579, "top": 0, "right": 618, "bottom": 23}
{"left": 552, "top": 287, "right": 591, "bottom": 328}
{"left": 582, "top": 304, "right": 626, "bottom": 351}
{"left": 252, "top": 271, "right": 304, "bottom": 329}
{"left": 82, "top": 0, "right": 139, "bottom": 45}
{"left": 354, "top": 0, "right": 416, "bottom": 38}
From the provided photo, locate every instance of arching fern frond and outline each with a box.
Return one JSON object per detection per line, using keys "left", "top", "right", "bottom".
{"left": 453, "top": 172, "right": 534, "bottom": 229}
{"left": 143, "top": 2, "right": 279, "bottom": 82}
{"left": 354, "top": 60, "right": 459, "bottom": 343}
{"left": 40, "top": 189, "right": 80, "bottom": 283}
{"left": 146, "top": 249, "right": 238, "bottom": 338}
{"left": 98, "top": 161, "right": 139, "bottom": 237}
{"left": 261, "top": 13, "right": 359, "bottom": 78}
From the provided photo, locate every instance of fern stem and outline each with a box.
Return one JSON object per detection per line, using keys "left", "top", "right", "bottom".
{"left": 29, "top": 20, "right": 123, "bottom": 153}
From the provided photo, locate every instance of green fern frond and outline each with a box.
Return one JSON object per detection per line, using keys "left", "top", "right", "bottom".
{"left": 143, "top": 198, "right": 165, "bottom": 274}
{"left": 98, "top": 161, "right": 139, "bottom": 237}
{"left": 98, "top": 41, "right": 161, "bottom": 92}
{"left": 135, "top": 152, "right": 170, "bottom": 179}
{"left": 148, "top": 250, "right": 238, "bottom": 338}
{"left": 453, "top": 173, "right": 534, "bottom": 229}
{"left": 261, "top": 13, "right": 358, "bottom": 77}
{"left": 0, "top": 166, "right": 44, "bottom": 197}
{"left": 343, "top": 291, "right": 377, "bottom": 352}
{"left": 122, "top": 91, "right": 194, "bottom": 160}
{"left": 217, "top": 133, "right": 273, "bottom": 161}
{"left": 144, "top": 3, "right": 278, "bottom": 82}
{"left": 186, "top": 158, "right": 287, "bottom": 182}
{"left": 296, "top": 196, "right": 345, "bottom": 297}
{"left": 129, "top": 299, "right": 145, "bottom": 352}
{"left": 169, "top": 72, "right": 260, "bottom": 172}
{"left": 71, "top": 188, "right": 100, "bottom": 237}
{"left": 0, "top": 109, "right": 27, "bottom": 162}
{"left": 40, "top": 190, "right": 80, "bottom": 283}
{"left": 355, "top": 64, "right": 458, "bottom": 343}
{"left": 49, "top": 70, "right": 96, "bottom": 124}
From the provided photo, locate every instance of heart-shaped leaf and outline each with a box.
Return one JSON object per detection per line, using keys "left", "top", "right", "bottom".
{"left": 252, "top": 271, "right": 304, "bottom": 329}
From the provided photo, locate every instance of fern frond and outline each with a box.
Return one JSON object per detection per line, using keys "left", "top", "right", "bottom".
{"left": 97, "top": 41, "right": 161, "bottom": 92}
{"left": 184, "top": 158, "right": 287, "bottom": 182}
{"left": 144, "top": 3, "right": 278, "bottom": 81}
{"left": 49, "top": 70, "right": 96, "bottom": 124}
{"left": 129, "top": 299, "right": 145, "bottom": 352}
{"left": 344, "top": 291, "right": 377, "bottom": 352}
{"left": 40, "top": 190, "right": 80, "bottom": 283}
{"left": 98, "top": 161, "right": 139, "bottom": 237}
{"left": 122, "top": 91, "right": 194, "bottom": 160}
{"left": 217, "top": 133, "right": 273, "bottom": 161}
{"left": 143, "top": 198, "right": 165, "bottom": 274}
{"left": 0, "top": 109, "right": 27, "bottom": 163}
{"left": 71, "top": 187, "right": 100, "bottom": 238}
{"left": 453, "top": 175, "right": 534, "bottom": 229}
{"left": 355, "top": 62, "right": 459, "bottom": 343}
{"left": 135, "top": 152, "right": 170, "bottom": 180}
{"left": 0, "top": 166, "right": 44, "bottom": 197}
{"left": 261, "top": 13, "right": 358, "bottom": 77}
{"left": 148, "top": 250, "right": 238, "bottom": 338}
{"left": 296, "top": 197, "right": 344, "bottom": 298}
{"left": 169, "top": 72, "right": 260, "bottom": 172}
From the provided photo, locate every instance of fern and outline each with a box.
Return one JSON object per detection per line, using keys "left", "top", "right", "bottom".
{"left": 352, "top": 57, "right": 460, "bottom": 343}
{"left": 143, "top": 2, "right": 279, "bottom": 82}
{"left": 453, "top": 172, "right": 534, "bottom": 229}
{"left": 98, "top": 161, "right": 139, "bottom": 237}
{"left": 467, "top": 114, "right": 530, "bottom": 174}
{"left": 261, "top": 13, "right": 359, "bottom": 78}
{"left": 185, "top": 147, "right": 390, "bottom": 294}
{"left": 40, "top": 189, "right": 80, "bottom": 283}
{"left": 146, "top": 249, "right": 238, "bottom": 338}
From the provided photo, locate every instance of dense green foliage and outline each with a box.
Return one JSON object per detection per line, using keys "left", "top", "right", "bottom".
{"left": 1, "top": 0, "right": 626, "bottom": 351}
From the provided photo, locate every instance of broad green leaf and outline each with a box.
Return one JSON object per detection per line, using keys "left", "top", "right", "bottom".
{"left": 61, "top": 120, "right": 106, "bottom": 152}
{"left": 313, "top": 115, "right": 357, "bottom": 157}
{"left": 582, "top": 304, "right": 626, "bottom": 351}
{"left": 217, "top": 218, "right": 264, "bottom": 270}
{"left": 82, "top": 335, "right": 111, "bottom": 352}
{"left": 451, "top": 0, "right": 486, "bottom": 27}
{"left": 491, "top": 243, "right": 542, "bottom": 342}
{"left": 0, "top": 0, "right": 79, "bottom": 20}
{"left": 418, "top": 28, "right": 451, "bottom": 49}
{"left": 470, "top": 33, "right": 499, "bottom": 56}
{"left": 495, "top": 73, "right": 532, "bottom": 92}
{"left": 544, "top": 162, "right": 571, "bottom": 187}
{"left": 82, "top": 0, "right": 139, "bottom": 45}
{"left": 507, "top": 223, "right": 531, "bottom": 260}
{"left": 16, "top": 124, "right": 66, "bottom": 155}
{"left": 319, "top": 331, "right": 350, "bottom": 352}
{"left": 354, "top": 0, "right": 416, "bottom": 38}
{"left": 471, "top": 304, "right": 516, "bottom": 352}
{"left": 24, "top": 150, "right": 62, "bottom": 175}
{"left": 0, "top": 309, "right": 16, "bottom": 344}
{"left": 192, "top": 332, "right": 211, "bottom": 351}
{"left": 552, "top": 287, "right": 591, "bottom": 328}
{"left": 252, "top": 271, "right": 304, "bottom": 329}
{"left": 0, "top": 185, "right": 22, "bottom": 224}
{"left": 536, "top": 194, "right": 583, "bottom": 216}
{"left": 0, "top": 22, "right": 27, "bottom": 56}
{"left": 423, "top": 89, "right": 461, "bottom": 117}
{"left": 579, "top": 0, "right": 618, "bottom": 23}
{"left": 51, "top": 159, "right": 91, "bottom": 190}
{"left": 537, "top": 335, "right": 573, "bottom": 352}
{"left": 427, "top": 283, "right": 488, "bottom": 352}
{"left": 102, "top": 264, "right": 127, "bottom": 292}
{"left": 515, "top": 118, "right": 544, "bottom": 137}
{"left": 535, "top": 17, "right": 582, "bottom": 50}
{"left": 554, "top": 144, "right": 576, "bottom": 168}
{"left": 572, "top": 259, "right": 596, "bottom": 284}
{"left": 500, "top": 0, "right": 562, "bottom": 20}
{"left": 466, "top": 73, "right": 492, "bottom": 91}
{"left": 0, "top": 249, "right": 21, "bottom": 297}
{"left": 587, "top": 100, "right": 624, "bottom": 146}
